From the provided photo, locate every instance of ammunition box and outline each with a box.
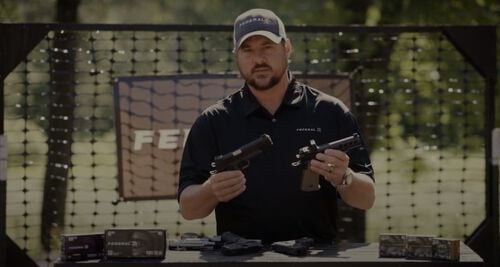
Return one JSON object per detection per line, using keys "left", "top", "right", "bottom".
{"left": 379, "top": 233, "right": 406, "bottom": 258}
{"left": 432, "top": 238, "right": 460, "bottom": 261}
{"left": 104, "top": 229, "right": 166, "bottom": 259}
{"left": 60, "top": 233, "right": 104, "bottom": 261}
{"left": 405, "top": 235, "right": 435, "bottom": 259}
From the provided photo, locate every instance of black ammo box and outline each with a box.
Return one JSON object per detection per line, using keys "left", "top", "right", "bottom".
{"left": 104, "top": 229, "right": 166, "bottom": 259}
{"left": 60, "top": 233, "right": 104, "bottom": 261}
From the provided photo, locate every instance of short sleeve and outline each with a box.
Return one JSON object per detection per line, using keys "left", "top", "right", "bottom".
{"left": 177, "top": 114, "right": 219, "bottom": 201}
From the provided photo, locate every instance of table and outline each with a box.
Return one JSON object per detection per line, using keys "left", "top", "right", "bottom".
{"left": 54, "top": 242, "right": 483, "bottom": 267}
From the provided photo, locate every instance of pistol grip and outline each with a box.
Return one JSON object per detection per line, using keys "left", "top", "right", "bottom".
{"left": 300, "top": 169, "right": 320, "bottom": 191}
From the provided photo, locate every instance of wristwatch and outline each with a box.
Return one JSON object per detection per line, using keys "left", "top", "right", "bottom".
{"left": 337, "top": 168, "right": 353, "bottom": 190}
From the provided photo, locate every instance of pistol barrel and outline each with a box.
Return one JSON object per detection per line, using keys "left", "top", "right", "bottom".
{"left": 319, "top": 133, "right": 361, "bottom": 152}
{"left": 212, "top": 134, "right": 273, "bottom": 173}
{"left": 292, "top": 134, "right": 361, "bottom": 167}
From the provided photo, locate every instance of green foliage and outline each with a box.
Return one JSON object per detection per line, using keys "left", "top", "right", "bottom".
{"left": 3, "top": 0, "right": 496, "bottom": 25}
{"left": 0, "top": 0, "right": 56, "bottom": 22}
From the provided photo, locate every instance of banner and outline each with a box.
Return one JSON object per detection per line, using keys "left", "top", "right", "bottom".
{"left": 114, "top": 74, "right": 352, "bottom": 200}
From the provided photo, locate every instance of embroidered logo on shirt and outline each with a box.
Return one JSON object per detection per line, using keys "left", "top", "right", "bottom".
{"left": 296, "top": 127, "right": 322, "bottom": 133}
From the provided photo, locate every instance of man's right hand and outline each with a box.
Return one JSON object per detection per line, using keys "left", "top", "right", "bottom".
{"left": 206, "top": 170, "right": 246, "bottom": 202}
{"left": 179, "top": 170, "right": 246, "bottom": 220}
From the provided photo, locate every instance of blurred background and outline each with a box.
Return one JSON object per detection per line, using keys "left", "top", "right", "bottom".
{"left": 1, "top": 0, "right": 499, "bottom": 267}
{"left": 0, "top": 0, "right": 498, "bottom": 26}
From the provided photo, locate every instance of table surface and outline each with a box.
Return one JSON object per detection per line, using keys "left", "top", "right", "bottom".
{"left": 54, "top": 242, "right": 483, "bottom": 267}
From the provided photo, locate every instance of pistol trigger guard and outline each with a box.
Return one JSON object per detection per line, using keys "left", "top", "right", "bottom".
{"left": 239, "top": 160, "right": 250, "bottom": 170}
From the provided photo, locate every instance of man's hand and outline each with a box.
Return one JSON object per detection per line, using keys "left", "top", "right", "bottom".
{"left": 179, "top": 170, "right": 246, "bottom": 220}
{"left": 206, "top": 170, "right": 246, "bottom": 202}
{"left": 309, "top": 149, "right": 349, "bottom": 186}
{"left": 308, "top": 149, "right": 375, "bottom": 210}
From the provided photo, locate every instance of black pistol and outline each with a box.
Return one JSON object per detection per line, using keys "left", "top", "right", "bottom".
{"left": 271, "top": 237, "right": 315, "bottom": 256}
{"left": 291, "top": 134, "right": 362, "bottom": 191}
{"left": 219, "top": 232, "right": 263, "bottom": 256}
{"left": 210, "top": 134, "right": 273, "bottom": 174}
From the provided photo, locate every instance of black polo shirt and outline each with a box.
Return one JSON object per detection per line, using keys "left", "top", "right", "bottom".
{"left": 178, "top": 77, "right": 374, "bottom": 244}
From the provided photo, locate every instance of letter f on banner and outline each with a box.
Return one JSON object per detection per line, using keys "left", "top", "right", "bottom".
{"left": 133, "top": 130, "right": 154, "bottom": 150}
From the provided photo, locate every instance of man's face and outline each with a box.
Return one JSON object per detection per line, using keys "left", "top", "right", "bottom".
{"left": 236, "top": 35, "right": 290, "bottom": 91}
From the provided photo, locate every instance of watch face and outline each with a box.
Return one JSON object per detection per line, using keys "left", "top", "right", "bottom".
{"left": 342, "top": 169, "right": 353, "bottom": 185}
{"left": 347, "top": 171, "right": 353, "bottom": 184}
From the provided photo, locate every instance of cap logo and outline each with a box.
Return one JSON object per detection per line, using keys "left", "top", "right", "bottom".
{"left": 238, "top": 16, "right": 274, "bottom": 28}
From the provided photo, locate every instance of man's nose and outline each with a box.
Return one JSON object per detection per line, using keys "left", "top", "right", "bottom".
{"left": 253, "top": 51, "right": 266, "bottom": 64}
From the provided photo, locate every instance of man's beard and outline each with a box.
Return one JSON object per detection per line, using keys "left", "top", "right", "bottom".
{"left": 245, "top": 63, "right": 285, "bottom": 91}
{"left": 247, "top": 75, "right": 280, "bottom": 91}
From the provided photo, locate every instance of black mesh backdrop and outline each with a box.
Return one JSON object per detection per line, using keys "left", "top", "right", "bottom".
{"left": 4, "top": 27, "right": 487, "bottom": 266}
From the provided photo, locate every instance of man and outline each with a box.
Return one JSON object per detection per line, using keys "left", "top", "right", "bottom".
{"left": 178, "top": 8, "right": 375, "bottom": 244}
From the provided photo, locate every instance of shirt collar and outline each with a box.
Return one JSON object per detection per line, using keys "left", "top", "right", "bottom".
{"left": 240, "top": 86, "right": 261, "bottom": 117}
{"left": 240, "top": 72, "right": 304, "bottom": 117}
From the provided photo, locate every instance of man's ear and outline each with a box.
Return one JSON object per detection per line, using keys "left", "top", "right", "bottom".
{"left": 285, "top": 38, "right": 292, "bottom": 58}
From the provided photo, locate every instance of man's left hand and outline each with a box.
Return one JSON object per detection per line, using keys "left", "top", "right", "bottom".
{"left": 309, "top": 149, "right": 349, "bottom": 186}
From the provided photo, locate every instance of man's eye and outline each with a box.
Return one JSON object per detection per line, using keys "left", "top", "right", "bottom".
{"left": 264, "top": 44, "right": 276, "bottom": 50}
